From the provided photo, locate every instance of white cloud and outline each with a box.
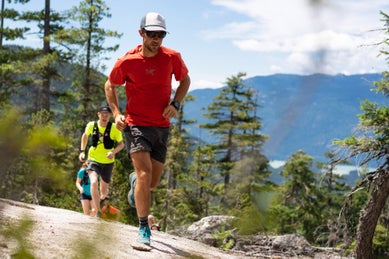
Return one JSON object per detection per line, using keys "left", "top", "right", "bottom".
{"left": 232, "top": 30, "right": 360, "bottom": 53}
{"left": 202, "top": 21, "right": 258, "bottom": 41}
{"left": 284, "top": 51, "right": 334, "bottom": 74}
{"left": 207, "top": 0, "right": 389, "bottom": 75}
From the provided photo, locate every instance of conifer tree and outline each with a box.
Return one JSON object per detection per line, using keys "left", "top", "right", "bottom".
{"left": 270, "top": 150, "right": 322, "bottom": 242}
{"left": 333, "top": 11, "right": 389, "bottom": 259}
{"left": 2, "top": 0, "right": 67, "bottom": 113}
{"left": 188, "top": 144, "right": 218, "bottom": 218}
{"left": 56, "top": 0, "right": 121, "bottom": 123}
{"left": 315, "top": 152, "right": 351, "bottom": 246}
{"left": 0, "top": 0, "right": 38, "bottom": 108}
{"left": 201, "top": 72, "right": 268, "bottom": 209}
{"left": 0, "top": 0, "right": 30, "bottom": 48}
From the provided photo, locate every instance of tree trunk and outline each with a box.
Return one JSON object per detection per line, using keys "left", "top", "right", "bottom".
{"left": 355, "top": 169, "right": 389, "bottom": 259}
{"left": 42, "top": 0, "right": 51, "bottom": 111}
{"left": 0, "top": 0, "right": 5, "bottom": 48}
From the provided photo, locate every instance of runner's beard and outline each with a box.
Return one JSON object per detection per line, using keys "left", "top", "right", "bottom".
{"left": 145, "top": 42, "right": 159, "bottom": 54}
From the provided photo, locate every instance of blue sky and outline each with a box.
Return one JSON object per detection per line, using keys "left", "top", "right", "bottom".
{"left": 5, "top": 0, "right": 389, "bottom": 91}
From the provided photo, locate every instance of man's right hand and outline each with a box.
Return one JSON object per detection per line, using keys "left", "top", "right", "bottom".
{"left": 79, "top": 152, "right": 86, "bottom": 162}
{"left": 115, "top": 115, "right": 126, "bottom": 131}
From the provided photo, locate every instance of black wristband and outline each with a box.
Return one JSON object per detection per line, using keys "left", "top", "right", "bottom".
{"left": 80, "top": 150, "right": 85, "bottom": 152}
{"left": 170, "top": 101, "right": 180, "bottom": 110}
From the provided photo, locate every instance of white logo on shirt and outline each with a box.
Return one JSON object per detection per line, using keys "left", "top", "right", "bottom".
{"left": 146, "top": 69, "right": 156, "bottom": 75}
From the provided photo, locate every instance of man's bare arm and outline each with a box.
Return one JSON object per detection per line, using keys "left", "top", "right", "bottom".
{"left": 104, "top": 80, "right": 126, "bottom": 130}
{"left": 173, "top": 75, "right": 191, "bottom": 102}
{"left": 162, "top": 75, "right": 191, "bottom": 118}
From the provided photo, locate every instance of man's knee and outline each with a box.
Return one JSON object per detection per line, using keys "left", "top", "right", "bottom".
{"left": 89, "top": 176, "right": 99, "bottom": 186}
{"left": 137, "top": 171, "right": 150, "bottom": 182}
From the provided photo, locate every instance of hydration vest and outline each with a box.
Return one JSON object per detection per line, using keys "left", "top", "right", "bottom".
{"left": 91, "top": 121, "right": 114, "bottom": 149}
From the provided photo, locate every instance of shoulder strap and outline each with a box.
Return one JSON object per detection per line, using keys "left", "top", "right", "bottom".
{"left": 104, "top": 121, "right": 112, "bottom": 136}
{"left": 92, "top": 121, "right": 99, "bottom": 147}
{"left": 103, "top": 122, "right": 114, "bottom": 149}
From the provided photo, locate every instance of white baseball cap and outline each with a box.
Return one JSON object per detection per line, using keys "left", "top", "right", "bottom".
{"left": 140, "top": 12, "right": 167, "bottom": 32}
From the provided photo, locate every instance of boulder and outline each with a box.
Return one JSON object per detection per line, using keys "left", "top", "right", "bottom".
{"left": 184, "top": 215, "right": 236, "bottom": 246}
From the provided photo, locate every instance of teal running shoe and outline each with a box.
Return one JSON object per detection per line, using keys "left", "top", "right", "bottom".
{"left": 137, "top": 225, "right": 151, "bottom": 245}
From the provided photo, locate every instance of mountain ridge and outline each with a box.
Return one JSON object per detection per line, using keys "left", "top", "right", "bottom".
{"left": 184, "top": 73, "right": 385, "bottom": 162}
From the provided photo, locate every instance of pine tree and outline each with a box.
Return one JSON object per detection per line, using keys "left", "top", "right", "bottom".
{"left": 0, "top": 0, "right": 30, "bottom": 48}
{"left": 0, "top": 0, "right": 38, "bottom": 109}
{"left": 315, "top": 152, "right": 351, "bottom": 246}
{"left": 333, "top": 11, "right": 389, "bottom": 259}
{"left": 271, "top": 150, "right": 322, "bottom": 242}
{"left": 201, "top": 72, "right": 268, "bottom": 209}
{"left": 56, "top": 0, "right": 121, "bottom": 123}
{"left": 188, "top": 144, "right": 218, "bottom": 218}
{"left": 5, "top": 0, "right": 67, "bottom": 113}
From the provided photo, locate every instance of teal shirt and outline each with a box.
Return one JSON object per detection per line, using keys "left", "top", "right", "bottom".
{"left": 77, "top": 168, "right": 91, "bottom": 196}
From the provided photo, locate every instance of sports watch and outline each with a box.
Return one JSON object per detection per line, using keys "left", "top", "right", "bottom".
{"left": 170, "top": 101, "right": 181, "bottom": 110}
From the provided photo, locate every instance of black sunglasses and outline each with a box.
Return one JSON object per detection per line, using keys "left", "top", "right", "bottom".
{"left": 143, "top": 30, "right": 167, "bottom": 39}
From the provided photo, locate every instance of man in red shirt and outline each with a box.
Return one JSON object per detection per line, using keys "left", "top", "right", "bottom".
{"left": 104, "top": 12, "right": 190, "bottom": 248}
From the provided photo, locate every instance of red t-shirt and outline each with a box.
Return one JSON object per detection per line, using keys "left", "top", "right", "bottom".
{"left": 108, "top": 45, "right": 189, "bottom": 127}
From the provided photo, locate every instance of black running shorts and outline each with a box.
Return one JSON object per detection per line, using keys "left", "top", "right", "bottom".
{"left": 86, "top": 162, "right": 114, "bottom": 183}
{"left": 124, "top": 125, "right": 170, "bottom": 163}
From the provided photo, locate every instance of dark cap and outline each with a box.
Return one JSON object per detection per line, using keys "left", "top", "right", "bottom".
{"left": 99, "top": 106, "right": 111, "bottom": 113}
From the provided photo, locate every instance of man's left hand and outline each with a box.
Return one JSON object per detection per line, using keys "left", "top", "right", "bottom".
{"left": 163, "top": 105, "right": 178, "bottom": 118}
